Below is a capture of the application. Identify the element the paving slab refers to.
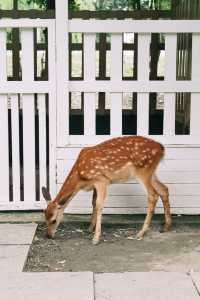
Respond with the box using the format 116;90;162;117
190;272;200;295
0;245;30;271
95;272;199;300
0;223;37;245
0;272;94;300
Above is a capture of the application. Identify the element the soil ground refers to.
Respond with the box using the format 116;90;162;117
23;215;200;273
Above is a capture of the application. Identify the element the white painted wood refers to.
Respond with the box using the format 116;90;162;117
47;23;57;198
192;34;200;81
68;134;200;145
21;29;34;82
165;34;177;81
11;94;21;203
23;94;36;204
190;93;200;135
111;34;122;80
69;80;200;93
38;94;47;200
2;80;200;94
68;20;200;33
163;93;176;136
0;19;54;28
137;93;149;135
61;195;200;208
110;93;122;135
0;95;9;204
84;93;96;136
57;146;200;160
56;0;69;146
84;33;96;81
137;33;151;81
0;30;7;82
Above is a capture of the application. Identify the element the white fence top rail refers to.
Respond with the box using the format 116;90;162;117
69;20;200;33
0;19;54;28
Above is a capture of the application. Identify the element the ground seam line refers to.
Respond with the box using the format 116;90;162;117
189;273;200;296
93;273;96;300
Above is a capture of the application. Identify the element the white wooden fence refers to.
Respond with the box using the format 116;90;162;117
0;1;200;213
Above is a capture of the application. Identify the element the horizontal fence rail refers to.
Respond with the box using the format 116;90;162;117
57;20;200;146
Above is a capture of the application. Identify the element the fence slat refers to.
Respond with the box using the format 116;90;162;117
23;94;36;203
137;93;149;135
11;94;21;203
137;34;150;136
165;34;177;81
191;93;200;135
84;33;96;81
164;93;176;135
110;34;123;135
21;29;34;82
84;93;96;136
38;94;47;200
137;33;151;81
110;93;122;135
0;95;9;204
0;30;7;82
111;33;122;80
192;33;200;80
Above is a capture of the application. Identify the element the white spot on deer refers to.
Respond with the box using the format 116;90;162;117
152;149;158;155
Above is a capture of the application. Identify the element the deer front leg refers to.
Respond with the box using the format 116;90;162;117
89;189;97;233
136;184;159;240
92;182;107;245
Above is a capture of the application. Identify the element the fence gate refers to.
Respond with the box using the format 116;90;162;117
1;1;200;214
56;2;200;214
0;19;56;210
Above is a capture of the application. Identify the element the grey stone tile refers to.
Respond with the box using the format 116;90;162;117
0;245;30;272
0;272;94;300
95;272;199;300
0;223;37;245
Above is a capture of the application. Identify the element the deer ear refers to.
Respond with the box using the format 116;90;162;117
42;187;52;202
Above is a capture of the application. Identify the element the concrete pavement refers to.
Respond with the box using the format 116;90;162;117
0;222;200;299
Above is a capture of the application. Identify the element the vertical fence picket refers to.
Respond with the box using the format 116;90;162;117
23;94;36;204
84;33;96;136
11;94;21;203
0;95;9;205
21;29;34;82
137;33;151;135
110;34;123;136
164;34;177;136
48;22;57;198
38;94;47;200
191;34;200;135
0;30;7;82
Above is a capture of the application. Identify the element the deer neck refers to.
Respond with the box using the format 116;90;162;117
54;167;80;207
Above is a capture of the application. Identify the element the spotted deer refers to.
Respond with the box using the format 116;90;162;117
42;136;172;245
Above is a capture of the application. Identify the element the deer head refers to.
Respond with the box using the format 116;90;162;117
42;187;66;238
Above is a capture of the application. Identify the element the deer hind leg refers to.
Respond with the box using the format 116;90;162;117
136;177;159;240
89;189;97;233
151;174;172;232
92;181;107;245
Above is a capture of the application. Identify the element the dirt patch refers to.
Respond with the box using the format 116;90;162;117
24;220;200;273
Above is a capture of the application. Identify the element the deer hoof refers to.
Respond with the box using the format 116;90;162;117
136;231;144;240
92;238;99;245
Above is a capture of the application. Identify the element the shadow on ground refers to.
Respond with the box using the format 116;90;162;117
24;215;200;273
